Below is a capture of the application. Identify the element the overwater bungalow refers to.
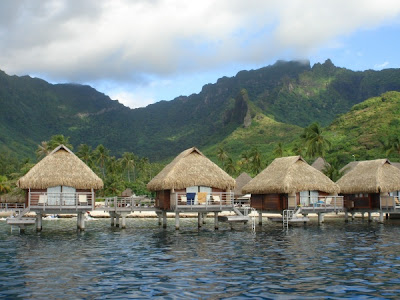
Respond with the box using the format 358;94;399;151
336;159;400;222
242;156;343;225
10;144;103;231
147;147;240;229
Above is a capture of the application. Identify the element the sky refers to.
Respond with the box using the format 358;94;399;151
1;0;400;109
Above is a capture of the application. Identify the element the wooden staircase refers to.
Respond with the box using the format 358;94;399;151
7;207;36;231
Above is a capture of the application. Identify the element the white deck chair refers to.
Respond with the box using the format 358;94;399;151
325;197;332;206
38;195;47;205
180;195;187;204
213;195;221;203
78;195;88;205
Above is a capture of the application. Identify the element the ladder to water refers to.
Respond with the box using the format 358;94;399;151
283;207;304;229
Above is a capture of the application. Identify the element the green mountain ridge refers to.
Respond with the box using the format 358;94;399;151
2;60;400;163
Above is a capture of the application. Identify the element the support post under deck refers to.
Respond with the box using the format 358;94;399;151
317;213;324;225
258;211;262;225
115;214;120;228
214;212;219;230
110;213;115;227
379;211;384;224
36;213;42;232
368;212;372;222
175;212;180;230
198;212;202;228
121;213;128;229
162;211;167;228
345;211;349;223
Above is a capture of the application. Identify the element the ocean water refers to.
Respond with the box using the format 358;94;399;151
1;217;400;299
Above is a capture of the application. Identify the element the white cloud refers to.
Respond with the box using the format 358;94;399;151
374;61;390;69
1;0;400;107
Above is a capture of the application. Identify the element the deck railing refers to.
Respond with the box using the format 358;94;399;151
103;196;155;209
172;192;234;210
289;195;344;211
0;203;25;210
29;192;94;210
380;196;400;210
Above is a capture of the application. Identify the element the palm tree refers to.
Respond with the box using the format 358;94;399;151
225;157;236;175
217;146;228;168
48;134;73;150
302;122;331;158
121;152;135;182
273;142;284;158
76;144;92;166
291;142;305;156
94;144;110;179
250;147;262;175
322;159;343;182
0;175;11;194
36;141;50;160
384;135;400;157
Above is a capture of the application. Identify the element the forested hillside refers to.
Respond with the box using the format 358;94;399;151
2;59;400;162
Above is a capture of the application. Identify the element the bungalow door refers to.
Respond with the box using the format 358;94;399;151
300;191;319;207
62;186;76;205
47;186;61;205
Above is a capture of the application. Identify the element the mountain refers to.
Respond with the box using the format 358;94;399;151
324;91;400;165
2;59;400;161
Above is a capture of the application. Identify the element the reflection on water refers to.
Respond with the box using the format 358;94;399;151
1;218;400;298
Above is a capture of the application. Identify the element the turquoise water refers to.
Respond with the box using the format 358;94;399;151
1;217;400;299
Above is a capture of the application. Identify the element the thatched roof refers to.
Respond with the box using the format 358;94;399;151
17;145;103;190
336;159;400;194
234;172;252;197
147;147;235;191
311;157;330;172
242;156;339;194
339;161;360;175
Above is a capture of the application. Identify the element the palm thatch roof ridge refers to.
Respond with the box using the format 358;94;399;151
17;145;103;189
234;172;252;197
311;157;330;172
336;159;400;194
147;147;235;191
242;156;339;194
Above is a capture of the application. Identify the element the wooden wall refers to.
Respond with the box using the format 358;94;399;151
343;193;380;210
156;190;171;210
250;193;286;212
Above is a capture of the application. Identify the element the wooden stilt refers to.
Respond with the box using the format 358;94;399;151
36;213;42;232
368;212;372;222
379;211;384;223
175;212;180;230
198;212;202;228
258;211;262;225
214;212;219;230
318;213;324;225
80;212;85;231
115;214;120;227
345;211;349;222
162;211;167;228
110;213;115;227
77;213;81;229
157;213;162;226
121;213;127;229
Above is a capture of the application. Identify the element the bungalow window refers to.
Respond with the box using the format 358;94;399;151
47;186;76;205
300;190;319;206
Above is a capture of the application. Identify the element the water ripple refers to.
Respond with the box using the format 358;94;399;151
1;218;400;298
